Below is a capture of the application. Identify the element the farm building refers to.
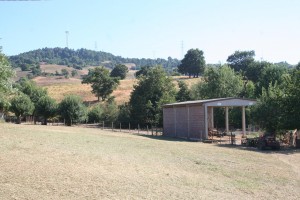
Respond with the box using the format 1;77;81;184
163;97;256;140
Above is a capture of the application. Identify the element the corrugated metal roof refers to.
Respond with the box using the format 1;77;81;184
163;97;256;107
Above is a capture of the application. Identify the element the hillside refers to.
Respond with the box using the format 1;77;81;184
31;66;200;104
9;47;180;73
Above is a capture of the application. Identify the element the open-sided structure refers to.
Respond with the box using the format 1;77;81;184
163;97;256;140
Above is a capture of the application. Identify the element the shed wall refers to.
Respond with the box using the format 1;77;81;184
163;105;205;140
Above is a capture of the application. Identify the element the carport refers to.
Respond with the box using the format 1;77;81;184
163;97;256;140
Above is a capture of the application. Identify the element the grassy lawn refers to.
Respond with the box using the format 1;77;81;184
0;123;299;199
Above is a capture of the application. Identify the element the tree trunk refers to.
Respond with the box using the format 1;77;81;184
16;116;21;124
43;118;48;125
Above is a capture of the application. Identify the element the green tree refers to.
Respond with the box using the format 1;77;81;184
191;65;244;99
71;69;78;77
252;83;285;133
135;66;151;77
15;78;47;123
227;50;255;73
110;64;128;79
10;93;34;124
88;104;103;123
35;95;57;125
178;49;206;78
82;66;120;101
0;52;15;117
255;64;288;96
176;81;191;102
129;66;176;126
61;69;69;78
101;98;119;123
58;95;87;126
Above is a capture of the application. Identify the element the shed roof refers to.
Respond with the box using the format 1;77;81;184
163;97;256;108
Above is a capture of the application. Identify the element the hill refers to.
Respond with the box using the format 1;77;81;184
9;47;180;73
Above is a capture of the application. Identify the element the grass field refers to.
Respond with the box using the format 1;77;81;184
0;123;299;199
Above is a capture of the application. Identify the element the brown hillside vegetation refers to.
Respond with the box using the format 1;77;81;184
0;123;299;199
30;65;200;104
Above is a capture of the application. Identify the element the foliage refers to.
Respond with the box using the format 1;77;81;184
71;69;78;77
58;95;87;126
178;49;206;78
191;65;243;99
35;95;57;125
82;66;120;101
88;104;103;123
101;98;119;123
110;64;128;79
255;64;288;96
252;83;285;133
227;50;255;73
0;52;15;114
9;47;180;72
15;78;47;104
10;93;34;124
135;66;151;77
176;81;191;102
61;69;69;78
129;66;176;126
117;103;131;124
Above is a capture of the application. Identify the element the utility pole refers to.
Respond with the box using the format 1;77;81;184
65;31;69;48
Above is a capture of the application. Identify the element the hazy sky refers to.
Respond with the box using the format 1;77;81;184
0;0;299;64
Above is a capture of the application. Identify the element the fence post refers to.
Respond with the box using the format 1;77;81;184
120;123;121;132
147;125;149;134
129;123;130;133
102;121;104;130
112;122;114;132
138;124;140;134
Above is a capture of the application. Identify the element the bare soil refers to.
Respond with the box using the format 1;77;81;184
0;123;299;199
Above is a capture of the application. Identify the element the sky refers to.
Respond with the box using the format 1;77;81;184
0;0;299;64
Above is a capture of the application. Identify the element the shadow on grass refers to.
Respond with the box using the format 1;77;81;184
216;143;300;155
136;134;192;142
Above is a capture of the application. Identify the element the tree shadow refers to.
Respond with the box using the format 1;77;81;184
136;134;193;142
216;143;300;155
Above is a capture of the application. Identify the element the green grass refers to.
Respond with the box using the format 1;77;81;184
0;123;299;199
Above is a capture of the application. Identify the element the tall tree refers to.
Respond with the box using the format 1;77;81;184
129;66;176;126
227;50;255;73
110;64;128;80
58;95;87;126
0;52;15;117
10;93;34;124
82;66;120;101
35;95;57;125
176;81;191;102
191;65;244;99
15;78;47;123
178;49;206;78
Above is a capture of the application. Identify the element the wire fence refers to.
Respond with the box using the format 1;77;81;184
5;116;163;137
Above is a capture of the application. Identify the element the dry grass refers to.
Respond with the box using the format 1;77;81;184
34;77;136;104
0;123;299;200
28;64;201;104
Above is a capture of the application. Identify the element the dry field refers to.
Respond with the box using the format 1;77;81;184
0;123;299;200
32;71;199;104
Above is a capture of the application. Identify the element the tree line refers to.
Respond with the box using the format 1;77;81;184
9;47;180;75
1;49;300;136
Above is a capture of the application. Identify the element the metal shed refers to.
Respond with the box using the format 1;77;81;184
163;97;256;140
